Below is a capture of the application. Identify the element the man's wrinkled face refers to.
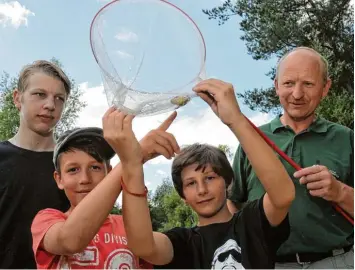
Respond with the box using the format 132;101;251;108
275;51;331;122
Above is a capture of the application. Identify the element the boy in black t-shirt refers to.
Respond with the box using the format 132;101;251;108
112;79;296;269
0;60;71;268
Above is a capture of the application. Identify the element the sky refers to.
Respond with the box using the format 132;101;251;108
0;0;279;199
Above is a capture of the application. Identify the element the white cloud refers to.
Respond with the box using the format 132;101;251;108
115;29;138;42
156;169;167;176
147;156;172;165
0;1;34;28
115;50;133;59
249;111;274;126
76;83;274;166
76;82;108;128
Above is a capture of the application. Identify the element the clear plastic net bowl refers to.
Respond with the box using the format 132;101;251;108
90;0;206;116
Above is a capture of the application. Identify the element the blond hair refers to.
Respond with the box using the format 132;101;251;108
18;60;71;94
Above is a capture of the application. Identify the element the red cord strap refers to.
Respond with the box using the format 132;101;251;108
244;117;354;226
121;178;148;197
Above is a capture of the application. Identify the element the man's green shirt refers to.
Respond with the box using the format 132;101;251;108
230;117;354;255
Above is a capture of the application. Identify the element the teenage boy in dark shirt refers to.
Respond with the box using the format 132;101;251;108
112;79;296;269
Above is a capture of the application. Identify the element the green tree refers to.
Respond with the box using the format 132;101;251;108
0;58;87;140
0;73;19;140
149;179;173;231
150;178;197;231
218;144;233;160
111;203;122;215
161;189;197;231
203;0;354;128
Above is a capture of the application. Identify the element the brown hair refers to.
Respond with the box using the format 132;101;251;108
17;60;71;95
56;136;111;174
171;143;234;198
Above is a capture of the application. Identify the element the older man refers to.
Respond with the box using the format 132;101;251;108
229;47;353;269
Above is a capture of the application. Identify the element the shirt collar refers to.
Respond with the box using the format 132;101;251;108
270;115;328;134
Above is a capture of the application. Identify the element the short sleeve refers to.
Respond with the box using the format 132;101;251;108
229;145;249;204
31;208;66;269
236;198;290;267
154;228;190;269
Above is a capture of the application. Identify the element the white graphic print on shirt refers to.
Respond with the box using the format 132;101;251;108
54;232;138;269
211;239;244;269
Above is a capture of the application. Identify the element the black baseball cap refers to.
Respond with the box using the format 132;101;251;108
53;127;115;170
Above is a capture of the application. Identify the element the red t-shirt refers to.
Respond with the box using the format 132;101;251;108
32;209;151;269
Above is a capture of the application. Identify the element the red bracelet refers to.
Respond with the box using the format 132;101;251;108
121;178;148;197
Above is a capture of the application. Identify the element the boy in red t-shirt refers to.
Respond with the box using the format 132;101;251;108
31;108;179;269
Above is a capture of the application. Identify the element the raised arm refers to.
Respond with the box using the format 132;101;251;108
40;108;180;257
110;110;180;265
193;79;295;226
40;107;124;255
41;166;123;255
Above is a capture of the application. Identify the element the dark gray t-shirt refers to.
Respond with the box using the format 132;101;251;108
156;197;290;269
0;141;70;268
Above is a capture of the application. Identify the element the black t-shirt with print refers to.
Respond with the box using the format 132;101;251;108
156;197;290;269
0;141;70;268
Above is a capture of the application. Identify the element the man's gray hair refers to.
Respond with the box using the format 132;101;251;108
275;47;329;84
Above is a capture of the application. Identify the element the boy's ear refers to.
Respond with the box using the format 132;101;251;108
13;89;22;111
53;171;64;190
